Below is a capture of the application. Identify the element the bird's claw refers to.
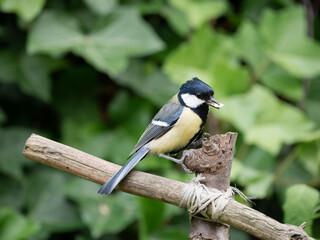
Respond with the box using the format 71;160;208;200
180;150;195;174
202;132;211;139
189;132;211;149
158;152;194;174
181;164;194;174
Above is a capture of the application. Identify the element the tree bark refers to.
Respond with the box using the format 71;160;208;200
185;133;237;240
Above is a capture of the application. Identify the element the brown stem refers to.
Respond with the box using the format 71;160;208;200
184;132;237;240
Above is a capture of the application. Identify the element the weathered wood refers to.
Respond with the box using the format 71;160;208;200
22;134;184;205
186;132;237;240
221;200;311;240
23;134;314;240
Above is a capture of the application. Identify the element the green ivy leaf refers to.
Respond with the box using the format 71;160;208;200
138;197;165;239
164;26;249;97
211;61;250;97
17;55;52;102
269;40;320;79
235;19;266;74
0;127;34;179
0;207;40;240
27;8;164;75
297;141;320;178
306;100;320;128
239;0;273;22
168;0;227;29
0;53;52;102
0;177;24;210
63;177;102;203
242;172;273;198
164;26;218;83
117;61;177;107
0;0;46;21
261;6;320;78
27;10;83;56
107;90;153;139
149;227;188;240
260;64;302;101
230;159;243;182
237;7;320;80
229;227;251;240
64;178;137;238
85;90;153;165
0;52;19;83
216;85;315;154
306;77;320;127
80;197;136;238
280;160;314;184
236;147;275;198
260;7;306;51
160;5;189;36
83;0;117;16
283;184;319;234
75;8;164;75
25;169;82;232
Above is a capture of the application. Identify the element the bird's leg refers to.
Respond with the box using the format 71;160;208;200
158;151;194;174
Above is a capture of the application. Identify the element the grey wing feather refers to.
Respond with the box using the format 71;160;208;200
129;100;184;157
97;146;149;195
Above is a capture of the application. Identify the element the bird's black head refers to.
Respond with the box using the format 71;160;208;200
178;78;223;109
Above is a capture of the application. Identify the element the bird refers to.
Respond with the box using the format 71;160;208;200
98;77;223;195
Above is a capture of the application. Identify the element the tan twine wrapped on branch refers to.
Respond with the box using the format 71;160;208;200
180;174;251;223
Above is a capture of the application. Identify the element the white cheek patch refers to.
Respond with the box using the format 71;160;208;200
152;120;170;127
181;93;205;108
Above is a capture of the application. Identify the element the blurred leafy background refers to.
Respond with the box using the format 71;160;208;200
0;0;320;239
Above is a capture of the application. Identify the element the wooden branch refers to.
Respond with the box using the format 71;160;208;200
185;133;237;240
23;134;314;240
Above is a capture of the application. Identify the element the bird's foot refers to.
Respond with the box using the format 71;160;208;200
188;132;211;149
158;151;194;174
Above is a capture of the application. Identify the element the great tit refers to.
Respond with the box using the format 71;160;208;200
98;77;223;195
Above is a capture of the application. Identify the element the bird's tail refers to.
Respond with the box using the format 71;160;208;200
97;147;149;195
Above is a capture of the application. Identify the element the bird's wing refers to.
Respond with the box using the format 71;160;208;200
129;96;184;157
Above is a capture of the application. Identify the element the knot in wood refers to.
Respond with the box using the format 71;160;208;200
184;132;237;175
291;234;306;240
202;138;220;156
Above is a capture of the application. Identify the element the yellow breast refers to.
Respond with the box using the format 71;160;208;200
148;108;202;155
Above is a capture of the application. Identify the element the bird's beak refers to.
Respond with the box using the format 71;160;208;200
206;96;224;109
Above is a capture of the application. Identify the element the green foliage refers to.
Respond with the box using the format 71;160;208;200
117;61;178;106
0;127;34;179
234;147;276;198
64;178;137;237
283;184;319;234
0;208;40;240
27;8;164;75
0;0;45;21
168;0;227;30
261;7;320;78
83;0;118;16
164;25;246;96
1;0;320;239
137;197;165;240
0;53;53;102
25;169;82;233
216;85;314;154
